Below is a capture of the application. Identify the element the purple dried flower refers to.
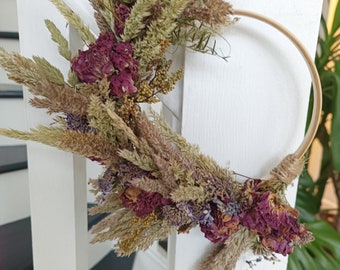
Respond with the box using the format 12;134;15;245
213;198;241;216
199;204;214;226
66;113;96;133
200;203;239;244
114;4;131;36
163;203;193;226
120;187;171;217
71;33;138;97
110;72;137;96
71;35;116;83
261;238;293;256
98;167;117;194
239;179;312;255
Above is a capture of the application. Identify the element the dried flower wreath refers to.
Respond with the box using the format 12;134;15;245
0;0;322;269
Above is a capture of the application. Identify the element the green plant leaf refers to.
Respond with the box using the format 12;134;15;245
288;220;340;270
331;0;340;36
296;172;318;222
330;64;340;171
307;220;340;258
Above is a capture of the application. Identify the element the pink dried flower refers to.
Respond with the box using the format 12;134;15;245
239;179;311;255
71;33;116;83
120;187;171;217
110;72;137;96
114;4;131;36
71;32;138;97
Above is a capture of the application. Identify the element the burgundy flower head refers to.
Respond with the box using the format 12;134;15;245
200;203;239;244
239;179;311;255
120;187;171;217
71;32;138;97
114;4;131;36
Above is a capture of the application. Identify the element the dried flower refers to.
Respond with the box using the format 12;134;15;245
120;186;171;217
239;180;311;255
200;202;239;244
115;4;131;36
71;32;138;97
98;167;118;194
66;113;96;133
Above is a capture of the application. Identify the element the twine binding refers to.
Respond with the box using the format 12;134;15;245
271;154;305;185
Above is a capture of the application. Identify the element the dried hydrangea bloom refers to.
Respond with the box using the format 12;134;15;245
200;202;240;244
120;186;171;217
71;32;138;97
114;4;131;36
239;179;312;255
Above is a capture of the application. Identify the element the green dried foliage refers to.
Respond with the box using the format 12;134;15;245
59;130;120;165
50;0;96;44
89;0;113;33
0;126;65;148
150;153;179;191
0;48;42;87
105;104;140;148
0;49;67;89
91;208;136;242
91;204;174;256
172;20;229;60
171;185;206;203
88;193;124;215
132;176;170;197
134;0;190;72
118;149;157;172
29;83;90;115
116;218;174;256
151;111;234;182
87;96;124;145
93;211;173;256
122;0;158;42
33;56;65;85
95;0;116;32
151;111;200;156
0;125;119;165
44;19;72;61
74;79;110;100
136;113;176;157
168;158;193;183
172;0;235;60
67;70;79;86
